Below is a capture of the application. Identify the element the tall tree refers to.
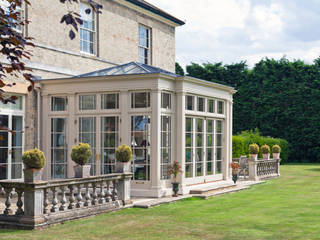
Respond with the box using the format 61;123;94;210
175;62;184;76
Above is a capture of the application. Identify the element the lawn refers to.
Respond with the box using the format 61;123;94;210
1;164;320;240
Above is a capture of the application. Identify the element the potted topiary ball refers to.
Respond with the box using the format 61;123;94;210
71;143;92;178
115;145;132;173
168;161;182;197
261;144;270;160
249;143;259;160
272;144;281;159
22;148;46;182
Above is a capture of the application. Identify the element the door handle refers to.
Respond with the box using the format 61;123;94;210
8;150;12;154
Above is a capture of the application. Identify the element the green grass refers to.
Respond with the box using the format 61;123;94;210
1;164;320;240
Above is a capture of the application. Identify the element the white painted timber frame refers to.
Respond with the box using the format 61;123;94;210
38;73;236;197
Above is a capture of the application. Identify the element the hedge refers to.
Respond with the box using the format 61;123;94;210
232;129;290;163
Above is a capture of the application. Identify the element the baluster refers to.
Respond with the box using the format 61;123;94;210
3;187;12;215
51;187;58;213
106;181;112;202
92;182;98;205
99;181;106;204
43;188;49;214
68;185;76;209
15;188;24;215
59;186;67;211
112;180;118;201
76;184;83;208
84;183;91;207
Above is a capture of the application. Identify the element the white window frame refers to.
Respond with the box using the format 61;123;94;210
131;91;151;109
101;93;120;110
161;92;171;110
160;115;172;180
138;25;151;64
0;0;24;35
80;2;96;55
51;96;68;112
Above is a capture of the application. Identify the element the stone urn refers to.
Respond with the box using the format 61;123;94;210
24;168;43;183
172;182;179;197
115;161;131;173
74;164;91;178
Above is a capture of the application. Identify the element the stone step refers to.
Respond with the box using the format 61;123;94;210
192;185;249;199
189;182;236;195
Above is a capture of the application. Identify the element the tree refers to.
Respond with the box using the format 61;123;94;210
175;62;184;76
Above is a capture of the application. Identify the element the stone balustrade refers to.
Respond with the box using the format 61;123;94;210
248;158;281;181
0;173;132;229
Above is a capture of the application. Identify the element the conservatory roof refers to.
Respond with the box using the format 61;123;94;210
73;62;179;78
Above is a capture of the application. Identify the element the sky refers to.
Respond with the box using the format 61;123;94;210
148;0;320;68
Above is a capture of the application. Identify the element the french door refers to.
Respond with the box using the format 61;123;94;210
78;116;119;175
0;114;24;180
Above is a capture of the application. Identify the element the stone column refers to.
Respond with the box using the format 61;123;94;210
21;181;47;227
150;89;161;197
248;159;259;181
116;173;132;205
176;91;186;194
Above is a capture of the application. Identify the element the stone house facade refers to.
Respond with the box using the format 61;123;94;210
0;0;184;180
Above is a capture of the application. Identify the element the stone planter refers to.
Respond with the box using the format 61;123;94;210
262;153;270;160
273;153;280;159
24;168;43;183
250;154;258;160
74;165;91;178
115;162;131;173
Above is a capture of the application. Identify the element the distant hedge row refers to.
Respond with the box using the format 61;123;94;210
232;129;290;163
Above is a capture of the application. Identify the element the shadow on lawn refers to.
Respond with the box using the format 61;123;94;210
307;168;320;172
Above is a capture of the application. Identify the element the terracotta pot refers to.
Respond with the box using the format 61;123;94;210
262;153;270;160
24;168;43;183
273;153;280;159
74;164;91;178
115;161;131;173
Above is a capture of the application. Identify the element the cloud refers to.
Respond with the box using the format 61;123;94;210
148;0;320;68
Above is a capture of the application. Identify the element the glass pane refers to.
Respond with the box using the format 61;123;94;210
52;97;67;111
207;120;213;133
196;163;203;176
161;165;170;179
198;97;204;112
196;148;202;162
216;161;222;174
196;134;203;147
207;148;213;161
52;118;65;133
207;161;212;175
218;101;224;114
185;133;192;147
103;133;118;147
185;148;192;163
132;92;150;108
131;116;150;131
0;115;8;128
52;134;65;147
216;148;222;160
197;119;203;132
79;95;96;110
102;93;119;109
185;164;193;178
52;164;66;179
0;95;23;110
134;165;149;181
216;121;223;133
11;163;22;179
161;116;171;132
186;96;194;110
161;93;171;109
186;118;192;132
0;132;8;147
79;117;95;133
12;148;22;163
102;149;116;164
0;148;8;164
216;134;222;147
161;148;170;164
208;99;215;113
207;135;213;147
101;117;118;132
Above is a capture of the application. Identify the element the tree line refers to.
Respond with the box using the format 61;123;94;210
176;57;320;163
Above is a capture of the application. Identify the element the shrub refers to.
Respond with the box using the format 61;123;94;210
249;143;259;154
22;148;46;169
71;143;92;166
232;136;246;158
116;145;132;163
272;144;281;153
261;144;270;154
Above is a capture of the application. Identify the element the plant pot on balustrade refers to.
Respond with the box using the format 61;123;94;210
273;153;280;159
115;161;131;173
74;164;91;178
262;153;270;160
249;154;258;160
24;168;43;183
